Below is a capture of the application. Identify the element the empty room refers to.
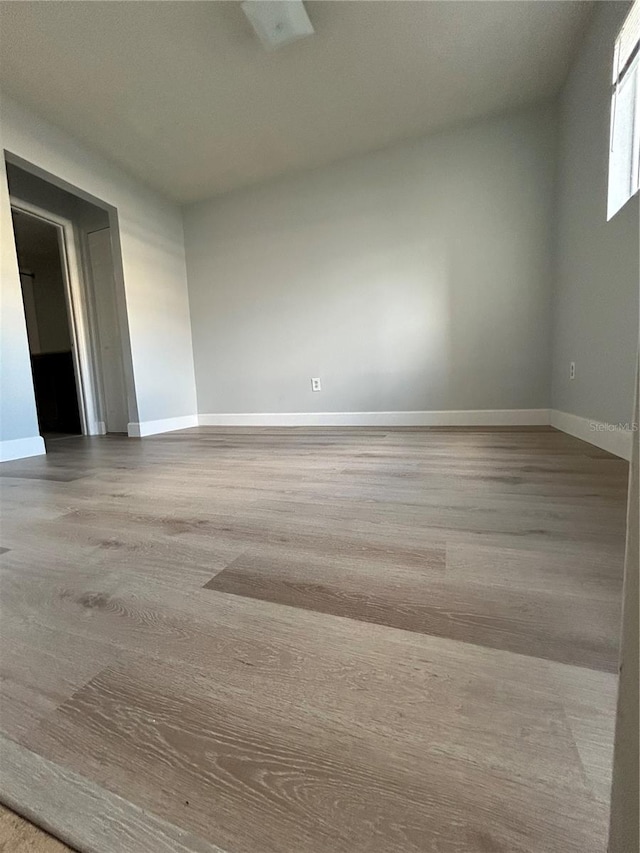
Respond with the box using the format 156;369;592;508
0;2;638;852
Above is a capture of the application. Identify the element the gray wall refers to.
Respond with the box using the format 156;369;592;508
184;103;557;416
13;215;72;354
1;94;197;443
552;1;639;425
0;156;40;444
27;266;71;354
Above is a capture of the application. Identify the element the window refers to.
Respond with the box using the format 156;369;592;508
608;0;640;219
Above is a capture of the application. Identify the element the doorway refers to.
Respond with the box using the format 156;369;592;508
12;208;82;436
6;160;134;441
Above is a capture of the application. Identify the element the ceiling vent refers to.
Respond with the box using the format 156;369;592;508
241;1;314;51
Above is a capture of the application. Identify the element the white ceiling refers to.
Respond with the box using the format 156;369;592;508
0;1;592;204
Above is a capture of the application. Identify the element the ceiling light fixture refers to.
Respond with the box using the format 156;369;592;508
241;1;314;51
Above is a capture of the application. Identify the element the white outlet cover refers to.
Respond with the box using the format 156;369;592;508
311;378;321;391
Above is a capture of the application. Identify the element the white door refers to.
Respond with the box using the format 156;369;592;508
87;228;129;433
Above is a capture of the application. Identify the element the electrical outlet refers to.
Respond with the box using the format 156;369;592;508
311;377;322;392
569;361;576;380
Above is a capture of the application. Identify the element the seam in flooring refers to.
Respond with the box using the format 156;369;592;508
0;427;627;853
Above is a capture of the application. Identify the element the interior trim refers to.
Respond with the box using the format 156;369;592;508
127;415;199;438
550;409;633;460
197;409;551;427
0;435;46;462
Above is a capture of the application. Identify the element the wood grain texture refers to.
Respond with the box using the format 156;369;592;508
27;650;610;853
0;804;73;852
0;736;226;853
0;426;628;852
205;543;621;670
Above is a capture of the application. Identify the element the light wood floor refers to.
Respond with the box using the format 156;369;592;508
0;805;73;852
0;426;628;853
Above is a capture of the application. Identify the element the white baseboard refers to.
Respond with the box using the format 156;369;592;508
87;420;107;436
550;409;633;460
0;435;46;462
198;409;550;428
127;415;199;438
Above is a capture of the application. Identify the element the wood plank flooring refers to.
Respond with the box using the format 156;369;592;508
0;804;72;852
0;426;628;852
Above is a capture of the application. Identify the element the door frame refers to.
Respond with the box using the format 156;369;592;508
10;198;104;436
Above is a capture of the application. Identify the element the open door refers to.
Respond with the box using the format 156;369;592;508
12;208;83;436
